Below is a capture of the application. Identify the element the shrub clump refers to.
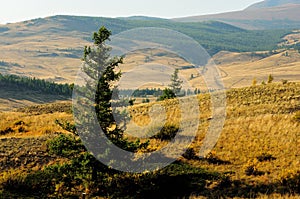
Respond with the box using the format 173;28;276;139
182;148;198;160
244;159;264;176
294;111;300;122
256;153;276;162
47;134;84;157
151;124;179;141
281;171;300;194
0;127;14;135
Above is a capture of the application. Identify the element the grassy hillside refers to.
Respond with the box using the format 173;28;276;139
1;47;299;111
130;82;300;182
119;48;300;90
174;3;300;30
0;74;72;111
0;82;299;198
0;15;292;83
214;49;300;88
5;15;291;53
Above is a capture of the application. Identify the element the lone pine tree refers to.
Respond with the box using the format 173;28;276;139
82;26;147;151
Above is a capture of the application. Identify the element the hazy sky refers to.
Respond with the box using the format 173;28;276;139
0;0;263;24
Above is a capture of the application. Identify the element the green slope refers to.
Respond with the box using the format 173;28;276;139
56;15;292;55
2;15;292;56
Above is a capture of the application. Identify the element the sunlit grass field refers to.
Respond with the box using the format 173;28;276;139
0;82;299;198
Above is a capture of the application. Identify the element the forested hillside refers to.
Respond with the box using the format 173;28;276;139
0;73;73;96
46;16;292;54
1;15;292;55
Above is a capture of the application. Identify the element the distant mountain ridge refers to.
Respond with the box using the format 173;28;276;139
173;0;300;29
1;15;286;56
246;0;300;10
117;16;167;21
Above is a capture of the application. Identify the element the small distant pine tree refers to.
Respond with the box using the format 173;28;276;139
158;69;183;101
128;98;136;106
194;88;198;95
267;74;274;84
142;98;150;103
282;79;288;85
158;88;176;101
252;78;257;86
285;51;289;57
169;69;183;95
197;89;201;94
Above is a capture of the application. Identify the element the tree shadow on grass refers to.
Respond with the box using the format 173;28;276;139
2;156;299;198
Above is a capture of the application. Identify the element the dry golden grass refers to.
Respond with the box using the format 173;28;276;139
189;194;300;199
128;82;300;184
214;49;300;88
119;48;300;91
0;18;89;83
255;195;300;199
0;103;73;138
0;82;299;192
0;134;70;193
0;87;70;111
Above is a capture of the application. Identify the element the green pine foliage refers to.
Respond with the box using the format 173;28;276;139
158;88;176;101
0;73;73;96
47;134;84;157
53;15;290;55
268;74;274;84
81;26;148;152
169;69;183;95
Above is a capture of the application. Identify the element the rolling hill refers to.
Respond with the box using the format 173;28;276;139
173;0;300;29
0;15;291;83
246;0;300;10
0;14;299;111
